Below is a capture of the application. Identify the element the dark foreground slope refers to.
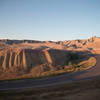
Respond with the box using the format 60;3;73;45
0;74;100;100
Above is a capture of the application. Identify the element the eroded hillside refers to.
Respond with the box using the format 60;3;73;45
0;48;74;71
0;37;99;80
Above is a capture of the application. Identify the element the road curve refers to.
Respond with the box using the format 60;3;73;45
0;55;100;91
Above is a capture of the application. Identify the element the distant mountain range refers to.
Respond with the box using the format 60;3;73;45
0;36;100;50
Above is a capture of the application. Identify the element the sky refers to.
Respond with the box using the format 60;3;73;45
0;0;100;41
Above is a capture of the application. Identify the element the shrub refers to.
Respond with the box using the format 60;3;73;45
67;51;79;61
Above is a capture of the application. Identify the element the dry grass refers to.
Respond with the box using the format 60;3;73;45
76;57;96;70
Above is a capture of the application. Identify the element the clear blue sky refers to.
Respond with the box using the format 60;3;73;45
0;0;100;41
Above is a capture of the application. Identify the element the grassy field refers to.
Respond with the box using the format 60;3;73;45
0;77;100;100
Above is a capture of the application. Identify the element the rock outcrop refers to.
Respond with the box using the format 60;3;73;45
59;36;100;50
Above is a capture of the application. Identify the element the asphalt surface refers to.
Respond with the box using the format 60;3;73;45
0;55;100;91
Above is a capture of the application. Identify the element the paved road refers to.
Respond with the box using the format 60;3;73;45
0;55;100;91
